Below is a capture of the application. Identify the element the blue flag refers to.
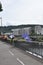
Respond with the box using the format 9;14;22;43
22;33;31;42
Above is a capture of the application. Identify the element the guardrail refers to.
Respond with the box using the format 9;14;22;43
14;41;43;58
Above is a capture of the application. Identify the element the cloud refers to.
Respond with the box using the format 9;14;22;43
0;0;43;26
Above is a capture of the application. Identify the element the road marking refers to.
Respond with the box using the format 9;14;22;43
9;51;14;56
26;50;42;59
26;50;32;54
37;55;42;59
17;58;25;65
33;53;37;56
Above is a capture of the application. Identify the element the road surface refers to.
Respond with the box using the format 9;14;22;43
0;41;43;65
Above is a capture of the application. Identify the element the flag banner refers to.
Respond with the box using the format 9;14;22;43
22;33;31;42
9;34;15;39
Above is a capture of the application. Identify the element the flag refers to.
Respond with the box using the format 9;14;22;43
22;33;31;42
9;34;15;39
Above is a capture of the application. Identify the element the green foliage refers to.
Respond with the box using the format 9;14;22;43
30;26;36;35
36;36;43;42
0;2;3;12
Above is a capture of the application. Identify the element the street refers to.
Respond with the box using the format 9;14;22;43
0;41;43;65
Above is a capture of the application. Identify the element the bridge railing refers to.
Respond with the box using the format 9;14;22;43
14;41;43;58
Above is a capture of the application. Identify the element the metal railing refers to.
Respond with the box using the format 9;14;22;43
14;41;43;58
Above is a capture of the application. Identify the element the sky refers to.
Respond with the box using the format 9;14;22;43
0;0;43;26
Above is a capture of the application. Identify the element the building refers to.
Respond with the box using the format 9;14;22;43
11;27;31;36
11;25;43;36
35;26;41;35
41;28;43;35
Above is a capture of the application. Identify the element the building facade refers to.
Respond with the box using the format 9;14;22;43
35;26;41;35
11;25;43;36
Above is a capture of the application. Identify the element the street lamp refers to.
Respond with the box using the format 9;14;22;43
0;2;3;34
0;2;3;26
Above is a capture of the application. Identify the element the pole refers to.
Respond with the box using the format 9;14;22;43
0;17;2;34
0;2;3;35
0;17;2;26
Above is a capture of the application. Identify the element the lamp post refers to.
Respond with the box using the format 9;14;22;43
0;2;3;34
0;17;2;26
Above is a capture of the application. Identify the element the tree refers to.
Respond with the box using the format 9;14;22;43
30;26;35;35
0;2;3;12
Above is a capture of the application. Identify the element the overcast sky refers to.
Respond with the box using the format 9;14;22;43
0;0;43;26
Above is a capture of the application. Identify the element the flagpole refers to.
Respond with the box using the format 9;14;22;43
0;17;2;26
0;2;3;34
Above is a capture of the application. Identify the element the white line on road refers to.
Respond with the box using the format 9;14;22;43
17;58;25;65
26;50;32;54
26;50;42;59
37;55;42;59
9;51;14;56
33;53;37;56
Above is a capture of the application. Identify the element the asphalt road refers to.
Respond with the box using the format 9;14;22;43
0;41;43;65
